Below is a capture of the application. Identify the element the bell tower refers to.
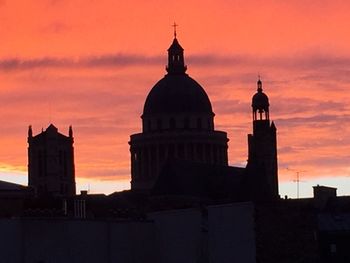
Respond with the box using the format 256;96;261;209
28;124;76;197
247;78;279;200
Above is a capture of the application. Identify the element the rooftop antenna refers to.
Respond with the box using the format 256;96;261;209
172;22;178;38
286;168;307;199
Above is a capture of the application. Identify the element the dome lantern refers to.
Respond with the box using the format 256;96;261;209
166;37;187;74
252;77;270;121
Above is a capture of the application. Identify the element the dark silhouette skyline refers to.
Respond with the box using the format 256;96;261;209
0;2;349;198
0;26;349;263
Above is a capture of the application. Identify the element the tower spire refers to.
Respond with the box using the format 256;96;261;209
172;22;178;38
28;125;33;138
69;125;73;138
257;75;263;92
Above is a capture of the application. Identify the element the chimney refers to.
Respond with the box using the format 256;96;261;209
313;185;337;209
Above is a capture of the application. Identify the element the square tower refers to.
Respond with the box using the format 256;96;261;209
28;124;76;197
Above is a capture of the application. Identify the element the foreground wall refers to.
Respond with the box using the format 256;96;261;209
148;202;256;263
148;208;202;263
208;202;256;263
0;219;155;263
0;201;256;263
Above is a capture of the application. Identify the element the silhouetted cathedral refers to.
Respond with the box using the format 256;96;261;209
28;124;76;197
1;30;349;263
129;35;228;191
129;34;279;201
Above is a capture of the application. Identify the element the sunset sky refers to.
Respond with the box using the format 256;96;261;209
0;0;349;198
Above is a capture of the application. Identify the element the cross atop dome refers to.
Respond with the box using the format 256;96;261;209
257;75;263;92
172;22;178;38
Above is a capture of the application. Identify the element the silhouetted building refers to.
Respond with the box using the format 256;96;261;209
0;180;34;217
129;33;279;202
152;160;246;199
0;180;33;198
313;185;337;209
247;78;279;200
129;35;228;191
28;124;76;197
0;30;350;263
317;212;350;263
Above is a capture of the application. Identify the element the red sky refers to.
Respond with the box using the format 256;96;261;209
0;0;349;197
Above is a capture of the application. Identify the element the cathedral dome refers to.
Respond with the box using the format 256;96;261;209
143;35;213;117
140;35;215;133
252;79;269;112
143;74;213;116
